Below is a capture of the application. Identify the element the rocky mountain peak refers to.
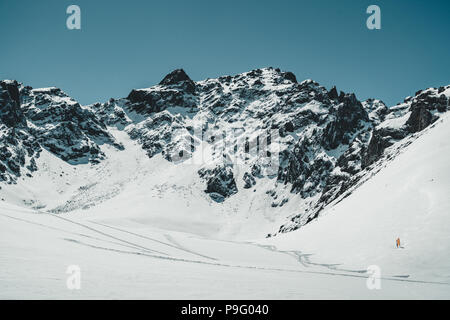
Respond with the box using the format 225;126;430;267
159;68;192;86
328;86;339;100
0;81;123;183
0;80;26;128
2;70;449;235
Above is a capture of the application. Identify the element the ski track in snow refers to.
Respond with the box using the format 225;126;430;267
1;208;448;288
0;213;160;253
89;220;217;261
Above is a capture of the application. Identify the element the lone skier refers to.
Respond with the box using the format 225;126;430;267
396;238;401;248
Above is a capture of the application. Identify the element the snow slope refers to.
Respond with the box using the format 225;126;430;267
0;125;293;240
262;115;450;284
1;116;449;298
1;200;449;299
1;72;449;238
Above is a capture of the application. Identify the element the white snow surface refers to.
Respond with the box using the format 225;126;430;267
262;115;450;284
1;112;449;299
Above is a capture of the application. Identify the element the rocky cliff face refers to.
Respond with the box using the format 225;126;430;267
1;69;449;234
0;80;122;183
88;68;450;233
279;85;449;233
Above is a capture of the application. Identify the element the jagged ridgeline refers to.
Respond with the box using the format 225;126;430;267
1;68;449;234
0;80;123;182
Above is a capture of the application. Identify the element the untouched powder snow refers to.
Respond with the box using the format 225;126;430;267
261;115;450;284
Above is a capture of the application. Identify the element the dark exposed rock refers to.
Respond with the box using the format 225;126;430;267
251;164;262;178
0;81;20;106
0;80;27;127
7;159;21;176
411;88;448;128
26;158;38;172
127;88;197;114
243;172;256;189
328;86;339;100
322;93;369;149
284;121;294;133
160;69;191;86
282;72;297;83
159;69;196;94
0;81;123;182
361;130;393;168
363;99;389;124
377;127;408;140
198;165;238;201
126;69;198;115
406;104;434;133
25;101;118;164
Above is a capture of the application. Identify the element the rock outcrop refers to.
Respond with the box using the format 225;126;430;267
1;70;449;234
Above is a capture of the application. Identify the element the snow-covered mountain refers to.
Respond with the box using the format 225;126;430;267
1;68;450;299
263;112;450;284
1;69;449;236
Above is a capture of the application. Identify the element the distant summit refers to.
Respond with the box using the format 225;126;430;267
159;69;192;86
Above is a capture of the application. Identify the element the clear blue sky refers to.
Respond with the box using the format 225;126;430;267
1;0;449;106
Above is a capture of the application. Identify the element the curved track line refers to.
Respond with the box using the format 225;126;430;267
89;221;217;261
64;235;450;287
47;213;170;256
0;213;162;254
2;208;449;287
